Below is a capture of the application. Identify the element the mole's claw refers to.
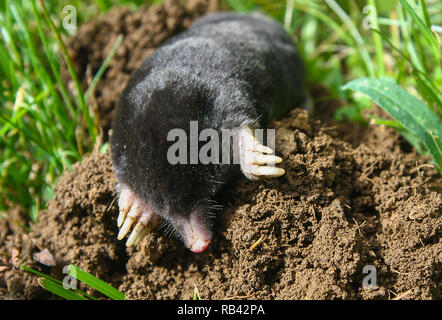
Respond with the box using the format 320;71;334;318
126;222;145;246
238;127;285;180
253;154;282;165
253;144;274;154
249;165;285;178
118;216;135;240
118;200;142;239
116;183;161;246
133;227;150;246
117;210;126;228
117;186;136;227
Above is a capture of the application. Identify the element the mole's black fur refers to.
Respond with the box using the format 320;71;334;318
111;12;305;245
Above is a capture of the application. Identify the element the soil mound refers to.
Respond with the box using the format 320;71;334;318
3;105;440;299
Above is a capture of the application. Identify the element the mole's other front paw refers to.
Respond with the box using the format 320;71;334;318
238;127;285;180
117;183;161;246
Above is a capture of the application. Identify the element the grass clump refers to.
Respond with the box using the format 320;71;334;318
0;0;98;220
0;0;123;219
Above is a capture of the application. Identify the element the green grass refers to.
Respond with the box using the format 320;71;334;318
0;0;441;220
193;284;202;300
22;264;126;300
0;0;98;220
0;0;123;220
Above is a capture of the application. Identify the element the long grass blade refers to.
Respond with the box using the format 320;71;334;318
324;0;375;77
38;278;89;300
368;0;384;76
68;264;126;300
37;0;97;142
85;34;123;101
398;0;440;63
22;265;97;300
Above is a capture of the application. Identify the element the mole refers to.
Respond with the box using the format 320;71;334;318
110;11;308;253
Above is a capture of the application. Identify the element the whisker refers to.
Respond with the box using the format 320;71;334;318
209;179;225;185
163;223;175;238
158;220;169;232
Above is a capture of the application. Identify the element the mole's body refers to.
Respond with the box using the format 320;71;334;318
111;12;306;252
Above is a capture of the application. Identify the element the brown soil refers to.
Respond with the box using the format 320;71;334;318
1;0;441;300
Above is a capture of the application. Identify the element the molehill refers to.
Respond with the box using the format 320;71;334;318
0;0;440;300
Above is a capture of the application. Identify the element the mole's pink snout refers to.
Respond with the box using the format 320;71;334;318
190;239;211;253
179;209;212;253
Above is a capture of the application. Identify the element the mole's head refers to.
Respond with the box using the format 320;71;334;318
111;71;236;252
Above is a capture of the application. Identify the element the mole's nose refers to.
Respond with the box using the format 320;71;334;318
189;239;211;253
175;208;212;253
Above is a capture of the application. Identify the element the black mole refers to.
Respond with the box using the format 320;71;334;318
111;11;307;252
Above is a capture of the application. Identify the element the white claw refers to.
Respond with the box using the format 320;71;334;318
127;202;142;218
117;210;126;228
253;154;282;165
116;183;161;246
126;222;145;247
253;144;274;154
118;201;142;238
251;166;285;178
133;228;150;246
118;216;134;240
239;127;285;180
117;186;135;227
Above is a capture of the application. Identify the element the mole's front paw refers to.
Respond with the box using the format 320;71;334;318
117;183;161;246
239;127;285;180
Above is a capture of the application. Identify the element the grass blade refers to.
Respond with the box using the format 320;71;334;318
226;0;256;12
293;2;355;48
342;77;442;171
30;0;77;122
22;265;97;300
38;278;89;300
367;0;385;76
419;0;432;30
368;116;404;129
398;0;440;62
372;29;442;111
284;0;295;32
193;284;201;300
85;34;123;101
37;0;97;143
324;0;375;77
22;265;65;286
68;264;126;300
